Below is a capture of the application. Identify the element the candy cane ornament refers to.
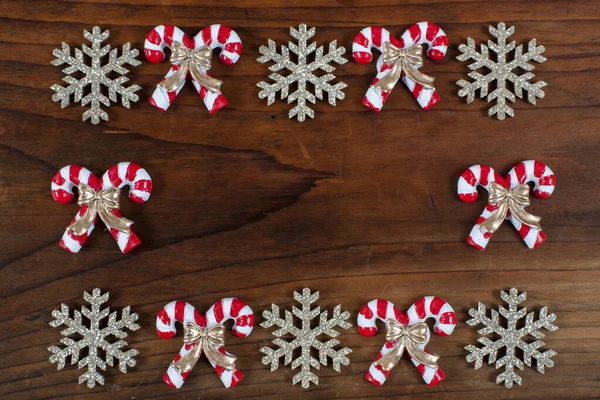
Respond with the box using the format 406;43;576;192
358;297;456;387
145;24;242;113
458;160;556;250
51;162;152;254
353;23;448;111
156;298;254;389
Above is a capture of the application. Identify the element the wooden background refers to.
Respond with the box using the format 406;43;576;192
2;0;600;399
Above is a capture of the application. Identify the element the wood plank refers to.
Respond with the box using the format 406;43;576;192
1;0;599;398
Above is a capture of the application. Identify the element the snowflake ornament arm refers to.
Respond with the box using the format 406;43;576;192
257;24;347;122
465;288;557;388
260;288;352;388
48;289;140;388
51;27;141;125
457;22;547;120
310;306;352;371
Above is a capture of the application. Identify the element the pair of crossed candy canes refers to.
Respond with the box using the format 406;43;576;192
145;24;242;113
458;160;556;250
156;299;254;389
358;297;456;386
353;23;448;111
51;162;152;253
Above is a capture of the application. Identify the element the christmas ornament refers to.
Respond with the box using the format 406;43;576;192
156;298;254;389
466;288;558;388
51;162;152;254
358;297;456;387
457;22;547;120
144;24;242;113
353;23;448;111
257;24;348;122
458;160;555;250
260;288;352;388
48;288;140;388
51;26;141;125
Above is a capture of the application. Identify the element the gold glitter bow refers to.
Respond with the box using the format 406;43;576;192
374;319;439;371
478;182;542;234
67;184;133;236
158;41;222;93
373;42;435;92
171;323;236;374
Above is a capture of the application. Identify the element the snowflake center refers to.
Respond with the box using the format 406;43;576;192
495;64;511;79
503;327;519;347
295;64;309;75
89;329;104;346
88;68;104;81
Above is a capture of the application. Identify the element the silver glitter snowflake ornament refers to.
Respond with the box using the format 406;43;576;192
48;288;140;388
260;288;352;388
51;26;141;124
465;288;558;388
257;24;348;122
457;22;547;120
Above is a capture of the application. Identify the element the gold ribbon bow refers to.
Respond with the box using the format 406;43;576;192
67;184;133;236
158;41;222;93
171;323;236;374
478;182;542;234
373;42;435;92
374;319;439;371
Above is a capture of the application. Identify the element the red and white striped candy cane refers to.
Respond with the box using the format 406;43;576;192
358;297;456;387
458;160;556;250
145;24;242;113
51;162;152;254
156;298;254;389
352;23;448;111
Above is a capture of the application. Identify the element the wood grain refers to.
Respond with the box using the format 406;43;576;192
1;0;600;398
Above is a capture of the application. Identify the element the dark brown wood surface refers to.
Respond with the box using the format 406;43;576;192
2;0;600;399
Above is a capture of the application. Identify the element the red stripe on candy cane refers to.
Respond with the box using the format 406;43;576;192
372;26;383;47
407;24;421;43
213;300;225;323
413;297;426;320
164;25;175;47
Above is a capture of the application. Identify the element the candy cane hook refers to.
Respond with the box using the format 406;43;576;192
51;162;152;253
145;24;242;113
157;298;254;389
353;23;448;111
458;160;556;249
358;297;456;387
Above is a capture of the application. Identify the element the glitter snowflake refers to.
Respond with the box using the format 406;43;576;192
48;288;140;388
51;26;141;124
260;288;352;388
456;22;547;120
257;24;348;122
465;288;558;388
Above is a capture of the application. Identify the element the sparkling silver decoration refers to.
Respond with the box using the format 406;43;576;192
457;22;547;120
465;288;558;389
260;288;352;388
48;288;140;388
51;26;141;124
257;24;348;122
